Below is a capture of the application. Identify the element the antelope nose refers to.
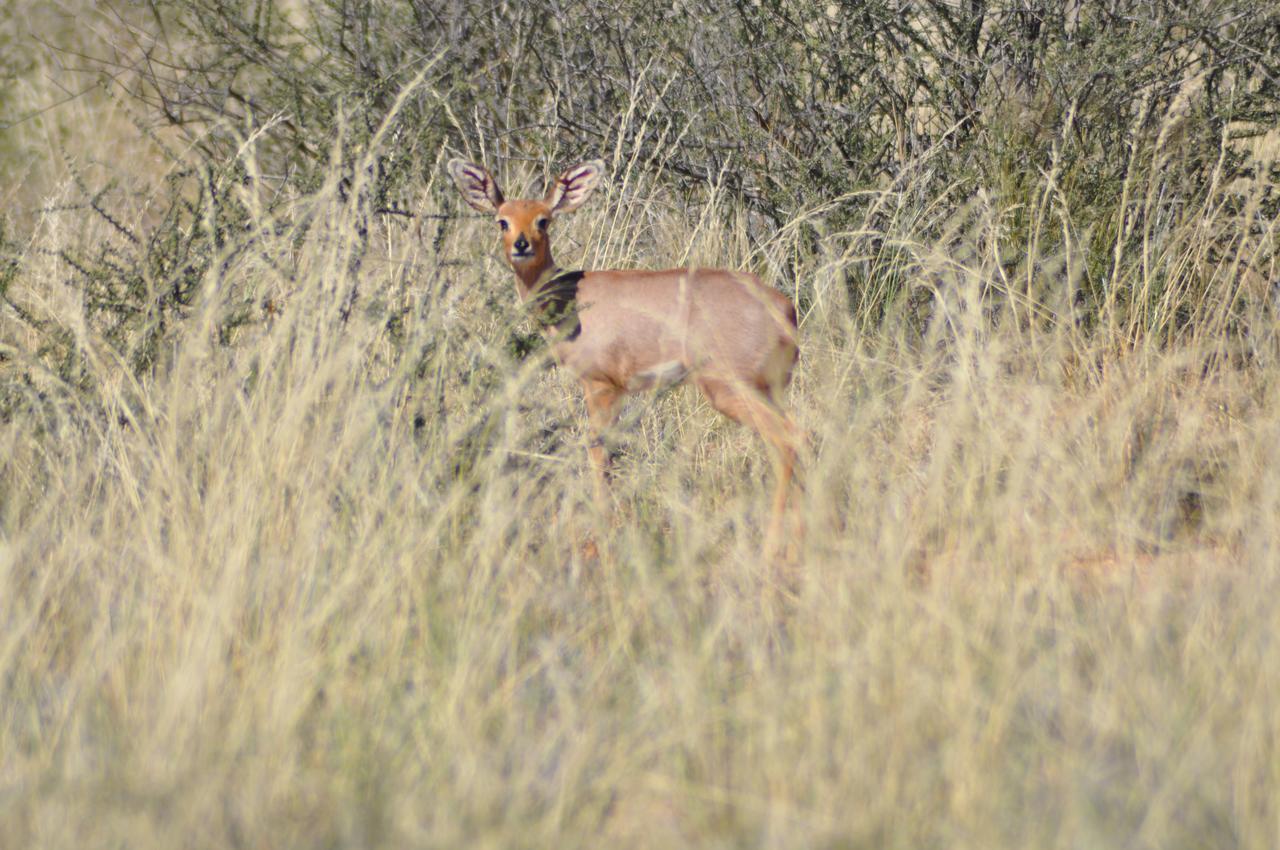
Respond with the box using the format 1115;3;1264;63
513;235;530;253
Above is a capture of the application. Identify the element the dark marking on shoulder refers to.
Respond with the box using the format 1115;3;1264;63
530;270;585;340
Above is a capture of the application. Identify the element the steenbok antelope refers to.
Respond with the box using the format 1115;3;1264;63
448;158;801;546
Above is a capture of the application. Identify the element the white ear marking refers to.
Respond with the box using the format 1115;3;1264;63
447;158;505;213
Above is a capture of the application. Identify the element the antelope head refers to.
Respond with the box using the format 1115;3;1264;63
448;158;605;293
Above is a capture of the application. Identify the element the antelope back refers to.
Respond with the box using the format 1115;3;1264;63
557;268;798;394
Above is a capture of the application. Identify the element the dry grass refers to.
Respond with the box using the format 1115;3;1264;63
4;10;1280;850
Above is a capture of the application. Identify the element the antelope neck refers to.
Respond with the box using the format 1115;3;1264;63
514;257;557;298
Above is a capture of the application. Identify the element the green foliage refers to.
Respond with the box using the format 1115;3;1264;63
48;162;262;375
0;219;16;302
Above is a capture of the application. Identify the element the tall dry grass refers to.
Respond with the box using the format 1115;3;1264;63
4;21;1280;850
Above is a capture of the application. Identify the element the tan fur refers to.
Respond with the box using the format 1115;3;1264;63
448;158;802;550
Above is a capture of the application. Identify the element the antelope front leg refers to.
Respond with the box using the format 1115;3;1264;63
581;379;621;505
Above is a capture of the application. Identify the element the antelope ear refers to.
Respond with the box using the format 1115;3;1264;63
447;158;504;213
544;160;605;215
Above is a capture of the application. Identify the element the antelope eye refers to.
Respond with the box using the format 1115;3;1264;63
536;218;549;231
498;219;509;231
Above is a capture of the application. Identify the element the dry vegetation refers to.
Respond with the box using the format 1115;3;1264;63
3;2;1280;848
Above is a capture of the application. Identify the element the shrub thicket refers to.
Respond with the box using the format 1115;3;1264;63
17;0;1262;368
126;1;1280;216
